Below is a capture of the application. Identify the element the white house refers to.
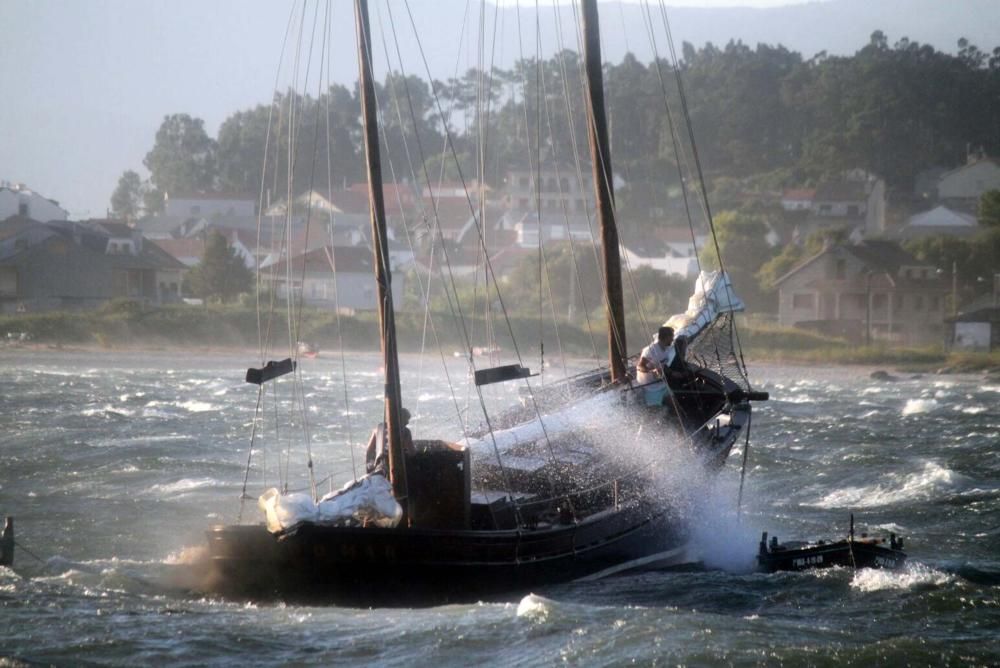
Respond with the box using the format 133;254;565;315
895;205;979;240
512;213;592;249
622;227;706;279
950;307;999;351
937;155;1000;211
165;192;256;219
262;245;403;311
506;164;591;216
780;188;815;212
0;183;69;222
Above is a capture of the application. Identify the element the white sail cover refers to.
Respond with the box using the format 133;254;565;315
461;392;614;460
258;473;402;533
664;270;744;342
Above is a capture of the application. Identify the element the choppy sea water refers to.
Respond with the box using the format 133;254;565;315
1;349;998;666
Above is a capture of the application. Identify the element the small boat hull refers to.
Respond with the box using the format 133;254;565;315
757;539;907;573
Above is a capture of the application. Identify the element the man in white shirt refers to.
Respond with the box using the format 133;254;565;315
637;326;675;385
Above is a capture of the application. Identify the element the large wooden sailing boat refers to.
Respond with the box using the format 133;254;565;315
205;0;767;606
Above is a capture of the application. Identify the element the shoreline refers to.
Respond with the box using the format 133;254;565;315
3;340;997;376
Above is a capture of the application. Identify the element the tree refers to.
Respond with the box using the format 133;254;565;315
184;231;253;303
979;189;1000;227
110;170;144;221
701;209;777;309
143;114;217;212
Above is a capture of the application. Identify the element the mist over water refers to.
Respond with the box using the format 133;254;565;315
1;350;998;665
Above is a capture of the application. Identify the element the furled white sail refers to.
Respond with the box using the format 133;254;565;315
664;270;744;342
259;473;402;533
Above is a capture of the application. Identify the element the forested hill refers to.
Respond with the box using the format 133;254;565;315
600;0;999;64
121;25;1000;222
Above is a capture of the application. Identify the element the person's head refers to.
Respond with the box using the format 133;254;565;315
657;326;674;345
400;408;411;425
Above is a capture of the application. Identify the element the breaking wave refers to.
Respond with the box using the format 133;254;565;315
516;593;554;622
902;398;938;415
851;563;953;592
148;477;221;496
809;461;963;509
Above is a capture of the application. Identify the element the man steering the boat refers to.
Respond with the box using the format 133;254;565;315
637;326;676;385
365;407;415;474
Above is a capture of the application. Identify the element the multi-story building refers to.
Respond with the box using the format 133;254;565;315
774;240;948;345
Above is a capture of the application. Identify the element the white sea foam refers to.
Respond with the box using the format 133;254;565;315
810;461;963;509
850;562;953;592
149;477;219;496
781;395;817;404
960;405;987;415
81;405;136;418
179;400;217;413
981;385;1000;394
902;398;938;415
516;593;553;621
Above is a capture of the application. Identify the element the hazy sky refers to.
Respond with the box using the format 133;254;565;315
0;0;994;219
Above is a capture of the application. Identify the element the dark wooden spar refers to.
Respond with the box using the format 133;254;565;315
355;0;408;512
581;0;627;383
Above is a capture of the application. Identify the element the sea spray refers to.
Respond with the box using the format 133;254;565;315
560;391;761;571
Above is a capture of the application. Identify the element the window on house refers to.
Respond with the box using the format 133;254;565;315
792;293;815;309
18;202;28;217
819;204;832;214
873;294;887;311
914;295;924;310
847;205;859;216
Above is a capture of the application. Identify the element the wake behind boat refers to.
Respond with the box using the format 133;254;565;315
204;0;767;605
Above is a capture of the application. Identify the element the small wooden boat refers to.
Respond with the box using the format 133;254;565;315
757;516;907;572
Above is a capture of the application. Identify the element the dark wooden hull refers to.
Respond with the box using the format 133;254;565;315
758;540;907;573
206;503;691;606
206;367;754;605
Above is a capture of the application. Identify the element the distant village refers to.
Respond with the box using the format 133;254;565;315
2;152;999;352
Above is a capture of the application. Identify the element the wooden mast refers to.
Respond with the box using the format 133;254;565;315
355;0;408;505
581;0;627;383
